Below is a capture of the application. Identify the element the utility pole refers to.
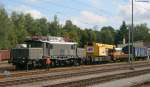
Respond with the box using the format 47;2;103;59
128;16;131;68
129;0;149;70
128;0;134;70
130;0;134;70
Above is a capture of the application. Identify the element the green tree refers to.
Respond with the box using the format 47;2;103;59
95;30;101;43
85;29;96;43
134;23;150;41
62;20;81;42
34;18;48;36
100;26;115;44
24;14;36;36
11;12;27;43
115;21;128;44
0;7;17;49
48;15;61;36
63;20;74;32
80;30;88;47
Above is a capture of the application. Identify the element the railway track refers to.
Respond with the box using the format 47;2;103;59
0;61;149;87
0;61;148;79
0;63;15;73
130;81;150;87
0;61;8;65
45;67;150;87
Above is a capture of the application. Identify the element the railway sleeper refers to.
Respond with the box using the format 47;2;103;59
44;68;150;87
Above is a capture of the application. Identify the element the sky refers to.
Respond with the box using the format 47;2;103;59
1;0;150;30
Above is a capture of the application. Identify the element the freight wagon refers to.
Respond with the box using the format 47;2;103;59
122;45;148;60
0;50;10;61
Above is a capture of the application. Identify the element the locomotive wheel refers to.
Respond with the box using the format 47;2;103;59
16;65;22;70
59;61;64;67
73;60;80;66
16;64;26;70
51;61;55;67
32;61;36;68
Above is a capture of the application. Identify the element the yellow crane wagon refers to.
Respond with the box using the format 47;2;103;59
86;43;115;64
